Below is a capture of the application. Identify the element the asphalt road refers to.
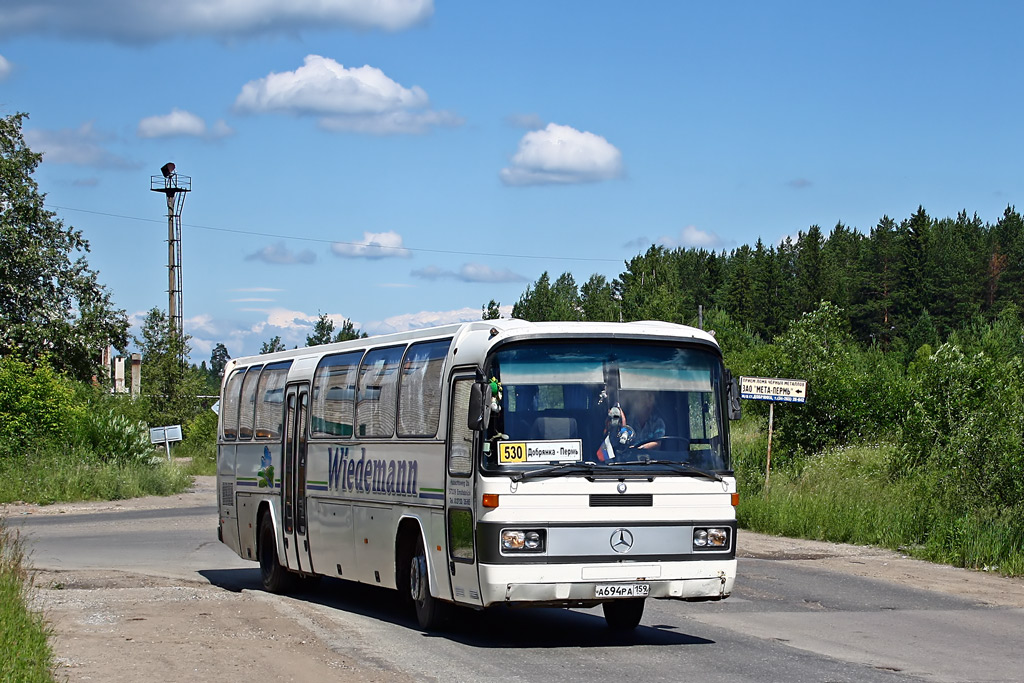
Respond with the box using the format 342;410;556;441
11;493;1024;683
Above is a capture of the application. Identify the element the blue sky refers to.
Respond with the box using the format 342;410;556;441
2;1;1022;360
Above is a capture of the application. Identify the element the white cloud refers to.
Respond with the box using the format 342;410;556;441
0;54;12;80
318;108;462;135
411;262;527;283
331;231;411;259
365;306;482;336
657;225;726;250
245;242;317;265
235;55;459;135
138;109;205;138
0;1;434;42
237;307;364;354
500;123;624;186
137;108;235;139
24;121;138;169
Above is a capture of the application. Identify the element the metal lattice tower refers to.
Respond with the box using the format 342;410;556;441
150;163;191;344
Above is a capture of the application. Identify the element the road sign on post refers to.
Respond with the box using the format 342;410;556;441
150;425;183;460
740;377;807;403
739;377;808;486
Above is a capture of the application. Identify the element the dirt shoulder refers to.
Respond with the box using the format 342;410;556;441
33;568;416;683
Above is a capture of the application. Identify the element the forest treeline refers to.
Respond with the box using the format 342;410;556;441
508;205;1024;353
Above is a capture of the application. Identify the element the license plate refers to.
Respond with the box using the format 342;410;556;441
595;583;650;598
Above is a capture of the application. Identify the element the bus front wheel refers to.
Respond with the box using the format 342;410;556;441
408;535;445;630
602;598;645;630
258;513;293;594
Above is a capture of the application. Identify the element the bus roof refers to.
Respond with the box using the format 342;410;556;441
224;319;720;375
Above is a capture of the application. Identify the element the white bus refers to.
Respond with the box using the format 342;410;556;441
216;319;741;630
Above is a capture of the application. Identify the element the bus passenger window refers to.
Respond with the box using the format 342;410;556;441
398;339;451;437
357;346;404;437
220;369;245;440
254;364;290;440
311;351;362;438
237;366;263;440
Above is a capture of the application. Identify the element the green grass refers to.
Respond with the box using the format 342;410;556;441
0;445;193;505
0;520;54;682
733;422;1024;576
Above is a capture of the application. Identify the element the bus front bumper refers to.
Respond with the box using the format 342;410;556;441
478;559;736;608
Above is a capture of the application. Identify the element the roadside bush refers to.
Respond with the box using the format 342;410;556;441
894;337;1024;514
76;406;153;466
751;302;908;463
0;356;83;454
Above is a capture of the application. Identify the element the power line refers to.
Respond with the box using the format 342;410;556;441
51;204;622;264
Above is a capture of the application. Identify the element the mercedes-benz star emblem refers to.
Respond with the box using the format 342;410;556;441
617;482;627;494
610;528;634;553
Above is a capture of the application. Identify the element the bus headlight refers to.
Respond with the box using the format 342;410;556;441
693;527;730;550
501;529;546;552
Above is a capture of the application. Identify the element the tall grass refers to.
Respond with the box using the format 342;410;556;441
0;443;193;505
0;519;54;682
733;421;1024;576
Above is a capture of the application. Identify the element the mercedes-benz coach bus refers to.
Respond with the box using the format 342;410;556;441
216;319;741;630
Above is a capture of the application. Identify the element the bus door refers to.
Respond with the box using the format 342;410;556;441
445;376;483;607
282;383;314;574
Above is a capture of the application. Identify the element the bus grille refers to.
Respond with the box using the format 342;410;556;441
589;494;653;507
220;481;234;507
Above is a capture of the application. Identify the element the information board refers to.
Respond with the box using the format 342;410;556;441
740;377;807;403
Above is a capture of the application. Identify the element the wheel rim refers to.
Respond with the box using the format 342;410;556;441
410;553;427;603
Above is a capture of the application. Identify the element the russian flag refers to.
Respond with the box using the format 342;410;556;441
596;434;616;462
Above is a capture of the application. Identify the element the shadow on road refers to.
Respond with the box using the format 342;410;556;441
198;568;714;648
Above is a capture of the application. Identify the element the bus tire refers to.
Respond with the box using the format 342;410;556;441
408;534;445;630
258;512;293;594
602;598;645;630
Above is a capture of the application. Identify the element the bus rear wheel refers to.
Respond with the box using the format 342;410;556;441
602;598;645;630
408;535;445;630
258;513;293;594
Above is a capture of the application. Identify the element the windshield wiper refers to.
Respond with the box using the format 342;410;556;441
630;459;724;483
511;462;601;483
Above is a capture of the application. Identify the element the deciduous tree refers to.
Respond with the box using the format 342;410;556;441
0;112;128;381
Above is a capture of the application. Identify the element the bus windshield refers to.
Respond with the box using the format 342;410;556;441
483;341;729;474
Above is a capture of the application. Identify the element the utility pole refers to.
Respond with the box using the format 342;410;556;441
150;163;191;350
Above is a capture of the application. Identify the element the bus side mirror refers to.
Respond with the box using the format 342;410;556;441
726;371;742;421
468;382;491;431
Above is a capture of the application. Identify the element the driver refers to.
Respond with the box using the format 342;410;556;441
621;392;665;450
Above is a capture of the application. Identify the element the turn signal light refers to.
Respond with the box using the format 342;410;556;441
482;494;499;508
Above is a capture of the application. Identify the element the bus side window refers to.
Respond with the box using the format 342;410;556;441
398;339;451;438
220;369;245;440
254;363;291;440
237;366;263;440
311;351;362;438
357;346;404;437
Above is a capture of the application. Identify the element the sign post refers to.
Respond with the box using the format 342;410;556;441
149;424;183;461
739;377;808;486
